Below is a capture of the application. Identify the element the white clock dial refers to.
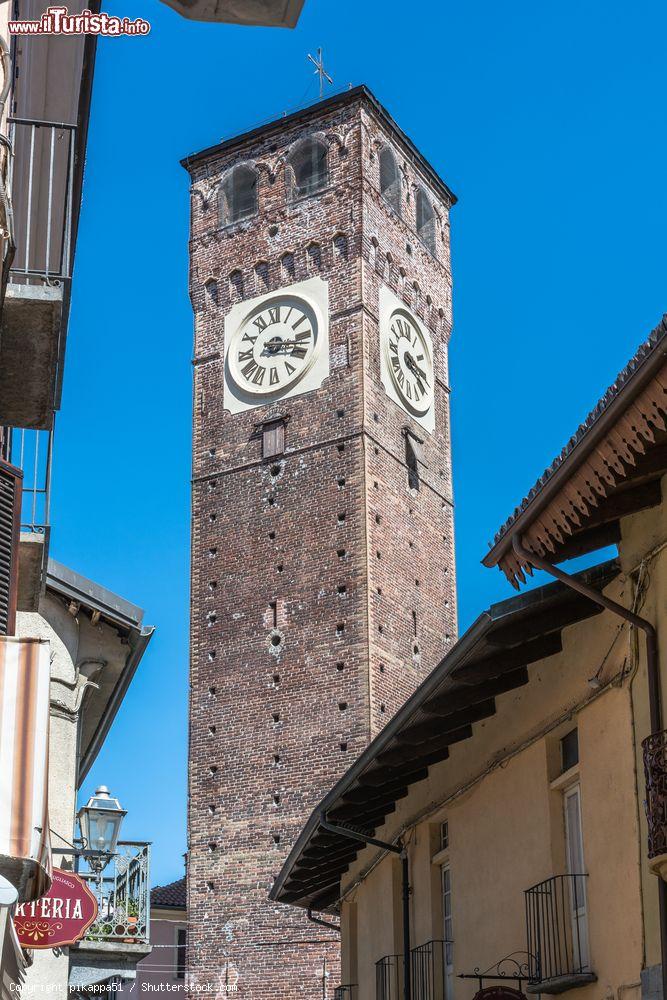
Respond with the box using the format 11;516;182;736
379;286;436;433
227;296;320;398
384;308;434;417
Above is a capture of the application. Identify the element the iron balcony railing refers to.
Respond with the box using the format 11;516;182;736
525;874;591;987
643;729;667;863
376;954;403;1000
334;986;358;1000
81;842;151;945
411;940;452;1000
4;426;52;533
7;117;76;286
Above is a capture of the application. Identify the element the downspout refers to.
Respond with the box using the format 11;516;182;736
307;905;341;934
511;534;667;990
321;815;411;1000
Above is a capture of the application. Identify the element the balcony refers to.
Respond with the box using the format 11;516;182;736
525;874;596;994
334;987;358;1000
68;842;152;990
376;954;403;1000
642;729;667;879
411;940;451;1000
3;426;52;611
0;118;77;430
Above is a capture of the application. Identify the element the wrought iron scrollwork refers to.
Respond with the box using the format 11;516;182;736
643;729;667;860
459;952;532;993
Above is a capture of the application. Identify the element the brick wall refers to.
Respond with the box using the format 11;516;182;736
185;89;457;999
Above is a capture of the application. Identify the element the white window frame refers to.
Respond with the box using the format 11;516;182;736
441;863;454;1000
563;783;589;972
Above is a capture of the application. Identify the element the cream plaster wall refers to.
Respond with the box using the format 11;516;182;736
338;565;651;1000
17;598;80;997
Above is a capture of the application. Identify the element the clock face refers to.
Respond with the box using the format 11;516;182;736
384;307;434;418
379;286;436;433
227;295;321;399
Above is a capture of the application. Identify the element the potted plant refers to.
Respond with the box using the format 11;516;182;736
123;898;139;943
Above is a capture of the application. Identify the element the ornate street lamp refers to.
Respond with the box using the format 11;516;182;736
77;786;126;873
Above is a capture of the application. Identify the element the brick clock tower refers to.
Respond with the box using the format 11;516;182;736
183;86;457;999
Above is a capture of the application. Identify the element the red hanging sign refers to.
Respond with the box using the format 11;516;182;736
473;988;527;1000
13;867;99;949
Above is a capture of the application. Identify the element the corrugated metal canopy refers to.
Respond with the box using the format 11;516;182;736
270;559;619;913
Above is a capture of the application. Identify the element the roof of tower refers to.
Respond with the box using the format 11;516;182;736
180;85;457;207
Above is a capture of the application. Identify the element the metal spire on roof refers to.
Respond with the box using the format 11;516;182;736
307;48;333;99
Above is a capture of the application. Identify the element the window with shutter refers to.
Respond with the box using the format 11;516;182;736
262;421;285;459
0;460;22;635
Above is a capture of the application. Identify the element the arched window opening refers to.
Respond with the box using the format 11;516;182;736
255;261;269;291
220;164;258;226
281;252;295;281
333;233;348;260
204;278;218;307
380;147;400;214
307;242;322;272
229;270;244;301
288;139;328;199
416;187;436;255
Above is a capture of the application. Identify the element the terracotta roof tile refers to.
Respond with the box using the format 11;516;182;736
151;876;186;909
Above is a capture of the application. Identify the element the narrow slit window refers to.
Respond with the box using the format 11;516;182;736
379;147;400;214
405;436;420;492
416;187;436;255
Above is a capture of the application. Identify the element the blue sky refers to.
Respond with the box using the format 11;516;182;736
49;0;667;886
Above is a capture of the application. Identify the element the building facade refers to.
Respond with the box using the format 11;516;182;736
121;874;187;996
0;4;156;996
183;87;458;998
272;315;667;1000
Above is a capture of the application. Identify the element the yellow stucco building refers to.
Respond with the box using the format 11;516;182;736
272;314;667;1000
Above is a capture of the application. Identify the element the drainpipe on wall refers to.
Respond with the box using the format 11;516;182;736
320;815;412;1000
511;535;667;995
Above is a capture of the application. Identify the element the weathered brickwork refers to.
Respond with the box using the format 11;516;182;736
184;88;457;999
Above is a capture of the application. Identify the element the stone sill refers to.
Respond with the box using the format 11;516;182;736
526;972;597;995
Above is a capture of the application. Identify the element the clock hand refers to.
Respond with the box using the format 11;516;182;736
263;339;305;354
404;353;429;385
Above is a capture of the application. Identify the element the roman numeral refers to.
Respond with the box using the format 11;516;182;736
270;367;280;386
252;366;266;386
292;314;308;331
238;349;253;362
391;356;401;372
291;347;307;359
397;370;405;387
253;314;269;334
405;381;413;400
241;359;257;379
268;306;281;325
242;332;258;345
295;330;311;342
285;361;296;376
389;341;399;357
